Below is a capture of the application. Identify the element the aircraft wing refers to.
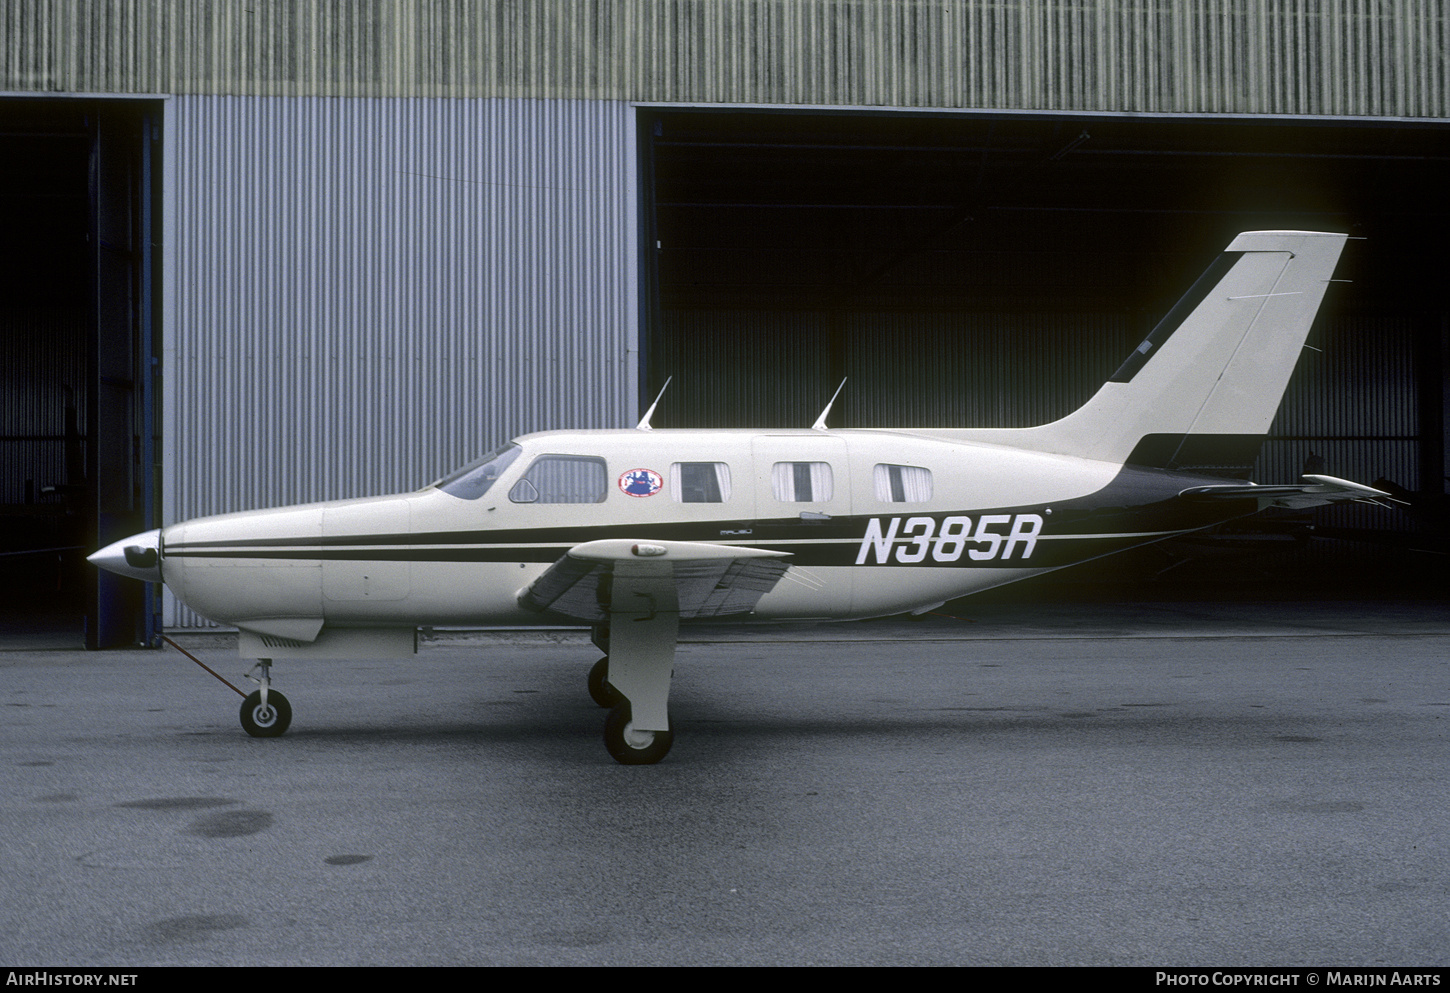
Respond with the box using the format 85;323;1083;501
517;539;792;623
1178;474;1392;511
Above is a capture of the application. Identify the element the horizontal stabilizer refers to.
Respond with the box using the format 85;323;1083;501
518;539;791;622
1178;474;1391;511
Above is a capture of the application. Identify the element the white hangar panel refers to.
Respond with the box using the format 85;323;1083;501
162;97;637;627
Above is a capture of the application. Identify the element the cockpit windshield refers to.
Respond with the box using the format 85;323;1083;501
433;443;522;500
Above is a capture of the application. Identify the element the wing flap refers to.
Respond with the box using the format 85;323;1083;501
518;539;791;622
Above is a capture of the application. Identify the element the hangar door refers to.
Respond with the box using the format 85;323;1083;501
0;100;160;649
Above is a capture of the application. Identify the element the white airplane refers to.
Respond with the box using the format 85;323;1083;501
91;230;1389;764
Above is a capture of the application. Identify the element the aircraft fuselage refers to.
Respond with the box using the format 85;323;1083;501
155;427;1248;633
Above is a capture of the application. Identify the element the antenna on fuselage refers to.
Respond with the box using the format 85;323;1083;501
636;376;673;431
811;378;847;431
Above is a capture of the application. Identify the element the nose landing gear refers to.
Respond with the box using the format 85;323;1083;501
239;659;292;737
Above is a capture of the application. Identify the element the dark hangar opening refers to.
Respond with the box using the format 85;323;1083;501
0;99;161;649
638;109;1450;591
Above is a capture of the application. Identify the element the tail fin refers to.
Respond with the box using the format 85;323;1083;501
944;231;1348;478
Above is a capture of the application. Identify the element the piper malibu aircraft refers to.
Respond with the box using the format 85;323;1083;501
92;230;1389;764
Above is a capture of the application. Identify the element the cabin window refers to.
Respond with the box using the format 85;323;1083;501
671;462;731;503
436;443;522;500
508;455;607;504
874;463;933;503
772;461;833;503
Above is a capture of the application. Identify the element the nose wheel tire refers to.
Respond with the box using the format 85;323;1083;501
603;704;673;765
588;656;622;708
240;689;292;738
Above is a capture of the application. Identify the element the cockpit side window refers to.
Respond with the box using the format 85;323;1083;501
508;455;608;504
436;444;522;500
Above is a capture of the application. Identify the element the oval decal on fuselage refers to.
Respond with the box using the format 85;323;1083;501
619;468;664;497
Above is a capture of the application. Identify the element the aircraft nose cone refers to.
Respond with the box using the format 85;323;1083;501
88;528;164;583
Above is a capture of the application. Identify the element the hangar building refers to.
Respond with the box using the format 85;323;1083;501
2;1;1446;645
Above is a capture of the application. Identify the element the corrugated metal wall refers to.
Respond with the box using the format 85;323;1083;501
164;96;636;626
5;0;1446;118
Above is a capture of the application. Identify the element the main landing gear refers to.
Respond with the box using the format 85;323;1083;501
239;658;291;738
589;624;677;765
602;701;674;765
587;656;622;708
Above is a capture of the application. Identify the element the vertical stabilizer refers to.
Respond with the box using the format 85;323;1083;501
941;231;1348;477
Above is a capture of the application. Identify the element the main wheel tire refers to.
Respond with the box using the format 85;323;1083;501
240;689;292;738
588;656;622;708
603;704;673;765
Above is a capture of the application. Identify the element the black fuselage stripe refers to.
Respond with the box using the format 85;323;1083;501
163;531;1187;569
